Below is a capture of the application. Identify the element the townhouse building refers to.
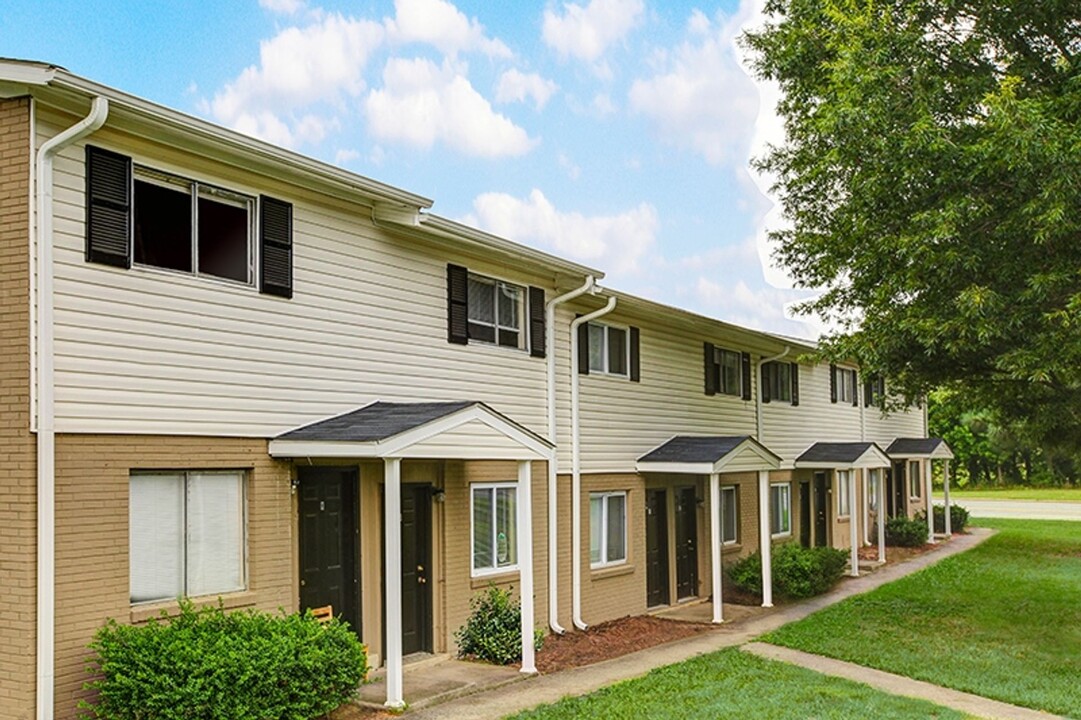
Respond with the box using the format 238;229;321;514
0;59;952;719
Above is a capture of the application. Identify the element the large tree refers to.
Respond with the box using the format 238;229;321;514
743;1;1081;450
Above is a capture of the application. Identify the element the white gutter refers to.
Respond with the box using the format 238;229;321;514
755;346;790;441
569;294;617;630
35;96;109;720
544;277;595;634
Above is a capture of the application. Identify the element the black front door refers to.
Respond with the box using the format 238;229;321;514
891;462;907;519
799;481;812;547
298;467;359;634
400;484;432;655
674;486;698;600
645;488;669;607
813;472;829;547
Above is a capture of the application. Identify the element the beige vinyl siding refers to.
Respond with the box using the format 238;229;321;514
552;305;759;474
761;362;862;464
41;111;556;440
865;403;927;447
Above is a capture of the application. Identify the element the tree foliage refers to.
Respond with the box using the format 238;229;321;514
743;1;1081;450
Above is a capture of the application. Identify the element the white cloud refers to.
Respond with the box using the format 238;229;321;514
365;57;538;158
695;277;816;336
629;4;759;166
334;148;361;165
592;93;616;116
385;0;511;58
558;152;581;180
209;12;383;146
495;69;558;110
542;0;644;63
464;189;657;274
259;0;305;14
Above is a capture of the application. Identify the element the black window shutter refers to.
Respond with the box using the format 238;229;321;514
704;342;716;396
528;286;546;358
85;145;132;268
790;361;800;406
259;196;293;298
629;326;640;382
741;352;752;401
829;364;838;403
577;318;589;375
446;264;469;344
851;372;860;407
761;362;771;403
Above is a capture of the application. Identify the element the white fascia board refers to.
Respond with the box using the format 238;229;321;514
0;60;56;86
794;461;850;470
635;461;714;475
891;446;954;461
268;439;380;458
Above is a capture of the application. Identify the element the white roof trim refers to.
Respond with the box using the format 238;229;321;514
889;445;955;460
794;444;892;470
636;437;781;475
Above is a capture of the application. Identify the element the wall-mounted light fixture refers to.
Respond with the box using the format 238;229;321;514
432;488;446;503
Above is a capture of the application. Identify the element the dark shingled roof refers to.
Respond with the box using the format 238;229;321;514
797;442;879;464
638;436;752;464
276;401;475;442
887;438;945;456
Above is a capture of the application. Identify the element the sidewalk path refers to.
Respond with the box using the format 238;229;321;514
743;642;1065;720
408;529;993;720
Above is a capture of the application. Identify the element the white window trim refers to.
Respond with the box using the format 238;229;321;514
466;273;527;351
129;470;248;605
589;491;628;569
587;321;630;377
470;482;520;578
909;461;923;500
837;368;856;403
770;482;792;538
836;470;851;518
720;485;738;545
132;166;256;288
764;362;793;403
715;348;743;397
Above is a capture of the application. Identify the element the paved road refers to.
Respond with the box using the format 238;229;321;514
936;496;1081;521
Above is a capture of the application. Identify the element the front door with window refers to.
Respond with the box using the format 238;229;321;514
400;485;432;655
298;467;360;634
674;486;698;600
645;489;669;608
813;472;829;547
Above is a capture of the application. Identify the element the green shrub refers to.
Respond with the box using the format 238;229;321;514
886;515;929;547
727;544;848;600
932;503;970;533
455;585;543;665
80;600;368;720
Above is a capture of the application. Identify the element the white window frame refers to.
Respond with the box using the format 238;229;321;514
715;348;743;397
466;272;526;350
837;368;857;403
720;485;738;545
132;166;255;287
770;482;792;538
589;491;628;568
470;482;519;577
129;470;248;605
587;321;630;377
836;470;851;518
909;460;922;499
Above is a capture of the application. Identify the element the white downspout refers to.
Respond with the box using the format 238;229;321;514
36;96;109;720
755;346;790;441
569;294;616;631
545;276;595;635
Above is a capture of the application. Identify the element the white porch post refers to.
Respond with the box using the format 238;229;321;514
877;467;886;563
848;470;859;577
383;458;404;709
943;459;952;536
517;460;537;674
757;470;773;608
709;473;723;623
926;459;935;543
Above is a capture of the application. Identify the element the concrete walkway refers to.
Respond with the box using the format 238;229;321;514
406;529;993;720
743;642;1065;720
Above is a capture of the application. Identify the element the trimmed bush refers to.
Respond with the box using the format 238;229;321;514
81;600;368;720
455;585;543;665
932;503;970;533
727;544;848;600
886;515;929;547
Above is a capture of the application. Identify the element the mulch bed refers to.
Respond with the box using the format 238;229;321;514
533;615;717;674
858;533;963;564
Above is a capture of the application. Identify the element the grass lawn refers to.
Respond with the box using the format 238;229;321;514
507;647;965;720
938;487;1081;502
765;519;1081;717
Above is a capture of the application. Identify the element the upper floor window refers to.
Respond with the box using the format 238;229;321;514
762;361;799;405
703;343;750;399
864;375;886;407
588;322;628;376
467;273;525;349
832;366;858;405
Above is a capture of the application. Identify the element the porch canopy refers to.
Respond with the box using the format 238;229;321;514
270;401;552;709
887;437;956;540
795;442;891;571
635;436;782;617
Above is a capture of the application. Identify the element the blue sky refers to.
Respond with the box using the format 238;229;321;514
2;0;816;335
